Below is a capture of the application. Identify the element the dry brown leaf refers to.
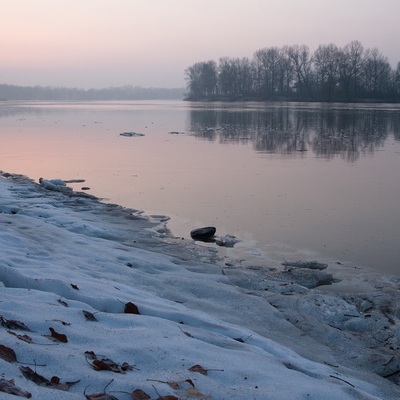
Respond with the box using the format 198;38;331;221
85;350;97;359
124;302;140;315
178;325;193;338
166;381;180;390
131;388;151;399
57;298;69;307
83;310;98;321
0;344;17;363
0;316;32;331
92;359;122;373
183;379;195;389
85;379;118;399
156;396;179;400
19;366;50;386
185;388;211;399
188;364;208;375
0;378;32;398
85;351;132;373
7;330;33;343
121;361;133;371
50;377;80;391
167;379;195;390
48;327;68;343
50;376;60;385
85;393;119;400
50;319;71;326
19;366;79;391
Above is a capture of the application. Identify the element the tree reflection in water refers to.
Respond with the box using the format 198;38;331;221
188;104;400;162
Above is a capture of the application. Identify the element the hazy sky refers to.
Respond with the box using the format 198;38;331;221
1;0;399;89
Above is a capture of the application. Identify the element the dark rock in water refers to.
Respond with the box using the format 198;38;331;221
190;226;216;241
119;132;145;137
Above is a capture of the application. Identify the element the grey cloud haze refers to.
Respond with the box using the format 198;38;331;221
1;0;399;89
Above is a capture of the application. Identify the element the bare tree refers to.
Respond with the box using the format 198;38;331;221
185;61;218;99
313;44;340;100
337;40;364;100
287;45;314;100
253;47;282;99
394;62;400;101
361;48;392;99
277;46;295;97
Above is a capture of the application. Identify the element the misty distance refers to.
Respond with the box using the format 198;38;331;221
1;41;400;103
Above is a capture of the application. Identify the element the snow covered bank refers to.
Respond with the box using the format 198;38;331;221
0;172;399;399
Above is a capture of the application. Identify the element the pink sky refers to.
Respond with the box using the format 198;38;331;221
1;0;399;88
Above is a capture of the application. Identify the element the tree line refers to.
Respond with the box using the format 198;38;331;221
185;41;400;102
0;84;184;101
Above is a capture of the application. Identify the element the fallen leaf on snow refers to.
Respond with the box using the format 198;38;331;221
7;330;33;343
46;327;68;343
131;388;151;399
92;359;122;373
49;319;71;326
19;366;49;386
0;378;32;398
85;351;134;373
0;316;32;331
0;344;17;363
188;364;208;375
178;325;193;338
83;310;98;321
85;392;119;400
57;298;69;307
147;379;195;390
85;378;119;399
124;302;141;314
19;366;79;390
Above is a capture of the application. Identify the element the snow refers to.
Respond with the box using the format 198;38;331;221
1;172;400;399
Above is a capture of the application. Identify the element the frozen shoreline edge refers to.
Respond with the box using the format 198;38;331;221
1;170;400;399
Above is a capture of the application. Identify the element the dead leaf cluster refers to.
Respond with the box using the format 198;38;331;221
0;315;32;331
19;366;80;391
143;376;211;399
0;344;17;363
45;327;68;343
124;301;141;314
1;306;217;399
83;309;98;321
0;378;32;398
85;350;134;373
84;379;119;400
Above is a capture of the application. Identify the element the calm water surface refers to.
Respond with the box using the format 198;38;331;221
1;100;400;276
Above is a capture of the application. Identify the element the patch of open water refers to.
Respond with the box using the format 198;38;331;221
1;100;400;278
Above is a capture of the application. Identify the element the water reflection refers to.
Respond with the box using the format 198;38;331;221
188;106;400;161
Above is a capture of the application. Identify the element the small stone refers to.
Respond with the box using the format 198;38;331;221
190;226;216;241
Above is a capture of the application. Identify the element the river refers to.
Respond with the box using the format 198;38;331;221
1;100;399;276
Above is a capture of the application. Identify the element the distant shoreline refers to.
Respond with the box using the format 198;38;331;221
184;95;399;104
0;83;186;101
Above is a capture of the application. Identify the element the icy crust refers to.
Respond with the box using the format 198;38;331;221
0;172;399;399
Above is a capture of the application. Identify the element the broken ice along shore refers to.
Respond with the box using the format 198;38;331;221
1;171;400;400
